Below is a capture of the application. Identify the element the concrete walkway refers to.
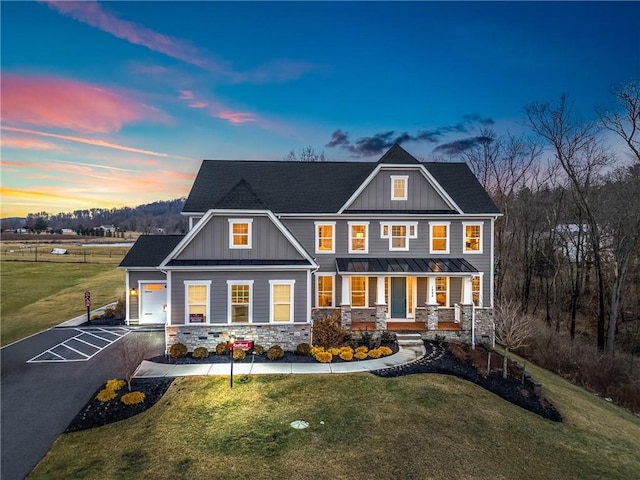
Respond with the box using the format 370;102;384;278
134;345;425;378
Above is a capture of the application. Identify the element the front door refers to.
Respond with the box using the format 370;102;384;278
390;277;406;318
140;283;167;324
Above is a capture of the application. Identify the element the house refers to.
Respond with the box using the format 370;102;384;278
119;144;500;352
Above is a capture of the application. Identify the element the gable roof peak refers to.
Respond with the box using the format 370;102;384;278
214;178;269;210
377;144;421;165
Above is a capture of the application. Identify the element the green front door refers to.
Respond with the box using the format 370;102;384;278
390;277;406;318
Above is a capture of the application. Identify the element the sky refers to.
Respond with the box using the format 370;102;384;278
1;1;639;219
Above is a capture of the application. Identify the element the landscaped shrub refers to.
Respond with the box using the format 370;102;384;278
368;348;382;359
339;349;353;361
378;346;393;356
315;351;333;363
310;345;325;356
267;345;284;360
102;307;115;319
105;379;125;391
192;347;209;359
215;342;228;355
113;298;126;319
296;342;312;356
379;330;397;345
312;310;348;348
253;344;265;355
169;343;188;358
96;388;117;403
90;314;100;321
359;331;381;350
121;391;146;405
355;345;368;354
354;351;368;360
232;348;246;361
330;347;342;356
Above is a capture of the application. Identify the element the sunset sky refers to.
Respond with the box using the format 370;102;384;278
1;1;638;218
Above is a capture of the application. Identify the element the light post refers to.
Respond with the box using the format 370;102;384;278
229;335;236;388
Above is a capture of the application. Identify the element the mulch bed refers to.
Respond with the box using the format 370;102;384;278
66;341;561;432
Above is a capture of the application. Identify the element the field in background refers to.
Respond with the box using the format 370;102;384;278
0;261;125;346
31;366;640;479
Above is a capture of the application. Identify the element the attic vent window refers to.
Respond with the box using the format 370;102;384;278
229;219;253;249
390;175;408;201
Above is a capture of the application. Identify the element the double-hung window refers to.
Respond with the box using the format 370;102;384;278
350;276;367;307
380;222;417;251
270;280;294;323
463;222;483;253
348;222;369;253
390;175;408;201
429;222;450;254
435;277;448;307
227;281;253;323
471;275;482;307
185;281;210;323
315;222;335;254
229;219;252;249
316;275;334;307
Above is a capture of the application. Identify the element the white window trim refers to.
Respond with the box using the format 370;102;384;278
184;280;211;324
471;274;483;307
228;219;253;249
462;222;483;254
348;221;369;254
315;273;335;308
314;221;336;254
227;280;254;323
350;276;369;308
380;222;418;251
269;280;295;323
429;221;450;254
390;175;408;201
435;276;450;307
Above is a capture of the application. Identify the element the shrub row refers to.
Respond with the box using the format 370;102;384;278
96;378;145;406
311;345;393;363
167;342;285;361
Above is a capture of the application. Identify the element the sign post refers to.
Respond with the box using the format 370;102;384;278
84;290;91;323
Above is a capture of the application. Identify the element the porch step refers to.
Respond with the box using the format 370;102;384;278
395;333;424;347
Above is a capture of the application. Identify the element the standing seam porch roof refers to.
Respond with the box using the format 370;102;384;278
336;257;479;274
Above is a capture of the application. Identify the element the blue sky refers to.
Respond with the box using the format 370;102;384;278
1;1;638;217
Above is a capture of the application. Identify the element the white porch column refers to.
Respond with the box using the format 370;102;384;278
463;276;473;304
427;276;437;305
340;275;351;306
376;275;386;305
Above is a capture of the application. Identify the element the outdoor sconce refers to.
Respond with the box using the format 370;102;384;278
130;287;137;296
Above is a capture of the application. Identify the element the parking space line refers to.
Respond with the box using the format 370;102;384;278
27;327;131;363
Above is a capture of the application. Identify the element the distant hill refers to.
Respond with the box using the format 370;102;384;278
1;198;188;234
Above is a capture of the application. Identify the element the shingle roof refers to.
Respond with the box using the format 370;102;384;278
119;235;184;267
183;145;500;215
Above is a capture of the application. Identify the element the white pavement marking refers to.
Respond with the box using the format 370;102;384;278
27;327;131;363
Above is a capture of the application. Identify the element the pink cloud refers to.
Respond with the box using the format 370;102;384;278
0;136;62;151
1;74;170;134
189;101;209;109
216;111;257;125
179;90;195;100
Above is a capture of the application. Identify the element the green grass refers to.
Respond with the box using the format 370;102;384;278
0;261;124;346
30;369;640;480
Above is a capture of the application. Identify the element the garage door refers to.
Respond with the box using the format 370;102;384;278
140;283;167;324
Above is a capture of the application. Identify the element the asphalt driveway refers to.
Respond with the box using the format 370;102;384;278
1;326;164;480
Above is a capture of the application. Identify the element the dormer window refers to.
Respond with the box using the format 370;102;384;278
229;219;252;249
390;175;408;201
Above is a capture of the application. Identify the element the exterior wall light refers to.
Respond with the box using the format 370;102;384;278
130;287;137;296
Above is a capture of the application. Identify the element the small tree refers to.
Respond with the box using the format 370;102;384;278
119;335;149;391
494;299;535;379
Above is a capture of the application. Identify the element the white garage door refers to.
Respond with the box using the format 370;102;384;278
140;283;167;324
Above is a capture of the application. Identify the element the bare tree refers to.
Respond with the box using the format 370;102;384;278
526;95;612;349
119;334;149;391
599;82;640;162
285;146;327;162
494;299;535;379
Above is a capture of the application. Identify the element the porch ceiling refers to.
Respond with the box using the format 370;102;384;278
336;257;478;275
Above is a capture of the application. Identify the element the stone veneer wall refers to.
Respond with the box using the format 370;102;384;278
166;324;311;352
474;308;494;346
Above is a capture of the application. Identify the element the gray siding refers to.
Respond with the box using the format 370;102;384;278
347;169;452;211
169;270;308;326
127;270;166;321
176;214;305;261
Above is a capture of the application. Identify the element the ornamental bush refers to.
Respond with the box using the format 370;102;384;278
310;346;325;356
379;330;396;345
378;346;393;356
267;345;284;360
121;391;146;405
312;310;348;348
354;351;368;360
368;348;382;359
339;350;353;361
315;351;333;363
253;344;265;355
105;379;125;391
340;346;354;355
355;345;369;354
296;342;312;356
96;388;117;403
169;343;188;358
192;346;209;359
330;347;342;356
232;348;246;361
215;342;228;355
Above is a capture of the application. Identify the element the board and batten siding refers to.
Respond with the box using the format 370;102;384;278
176;214;305;261
346;169;452;211
169;270;308;325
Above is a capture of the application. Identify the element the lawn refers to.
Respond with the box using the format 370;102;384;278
0;261;124;346
30;365;640;479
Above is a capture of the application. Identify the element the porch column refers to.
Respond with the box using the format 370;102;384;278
375;275;387;331
340;275;352;329
463;276;473;304
426;277;439;331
